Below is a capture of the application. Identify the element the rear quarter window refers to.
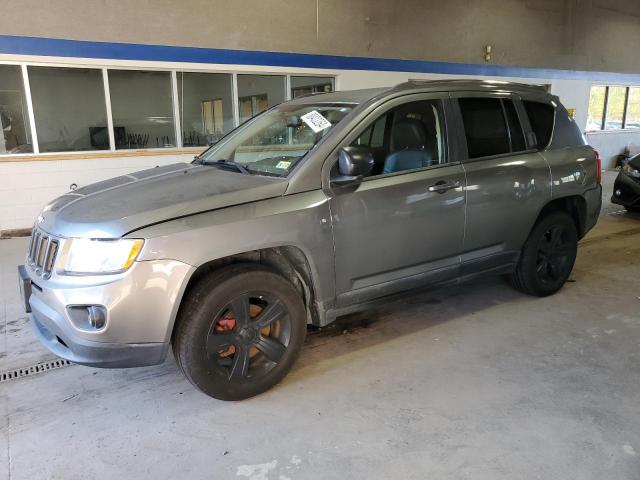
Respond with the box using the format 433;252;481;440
523;101;555;149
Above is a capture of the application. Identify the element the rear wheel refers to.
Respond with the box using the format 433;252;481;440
173;264;306;400
509;211;578;297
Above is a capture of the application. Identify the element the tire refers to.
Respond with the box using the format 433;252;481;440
509;211;578;297
173;264;307;401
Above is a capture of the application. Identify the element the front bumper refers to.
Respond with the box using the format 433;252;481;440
30;311;168;367
611;172;640;208
20;258;194;368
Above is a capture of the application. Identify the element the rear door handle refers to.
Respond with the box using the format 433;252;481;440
428;180;461;194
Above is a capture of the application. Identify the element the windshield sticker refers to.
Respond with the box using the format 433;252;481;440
301;110;332;133
276;160;292;170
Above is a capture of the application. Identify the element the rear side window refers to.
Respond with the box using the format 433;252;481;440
459;98;509;158
523;101;555;149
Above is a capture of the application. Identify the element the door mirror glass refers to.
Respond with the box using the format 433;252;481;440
332;146;374;186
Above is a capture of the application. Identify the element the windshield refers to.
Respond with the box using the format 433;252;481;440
198;102;354;177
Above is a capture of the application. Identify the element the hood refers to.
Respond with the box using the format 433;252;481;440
629;153;640;170
37;163;288;238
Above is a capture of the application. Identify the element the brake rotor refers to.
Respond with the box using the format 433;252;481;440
214;302;274;359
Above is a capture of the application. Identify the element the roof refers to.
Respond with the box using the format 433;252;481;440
288;79;551;106
286;87;390;105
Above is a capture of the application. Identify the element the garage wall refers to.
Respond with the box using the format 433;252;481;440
0;54;638;231
0;1;639;231
1;0;639;74
0;57;631;230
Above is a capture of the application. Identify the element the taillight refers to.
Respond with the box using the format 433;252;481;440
594;149;602;185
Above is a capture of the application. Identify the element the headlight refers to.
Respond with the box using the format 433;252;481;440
63;238;144;275
623;163;640;178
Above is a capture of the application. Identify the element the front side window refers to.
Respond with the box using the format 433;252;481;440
199;102;353;177
0;65;33;154
29;66;108;152
348;99;447;177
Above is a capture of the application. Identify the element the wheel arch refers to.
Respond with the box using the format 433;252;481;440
536;194;588;239
170;246;321;342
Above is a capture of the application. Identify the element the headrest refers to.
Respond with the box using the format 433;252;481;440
391;118;427;151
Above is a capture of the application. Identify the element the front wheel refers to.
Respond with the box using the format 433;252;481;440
173;264;307;400
509;211;578;297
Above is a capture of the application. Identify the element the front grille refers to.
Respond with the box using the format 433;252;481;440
27;228;60;278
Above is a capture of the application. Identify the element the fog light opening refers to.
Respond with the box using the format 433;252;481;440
87;306;106;330
67;305;107;331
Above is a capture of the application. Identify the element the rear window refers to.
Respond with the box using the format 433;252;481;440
523;101;555;150
459;98;510;158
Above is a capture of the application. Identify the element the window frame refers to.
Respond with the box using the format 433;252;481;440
0;59;336;159
587;84;640;132
450;92;539;163
322;92;456;189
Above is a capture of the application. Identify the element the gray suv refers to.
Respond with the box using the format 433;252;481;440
18;80;602;400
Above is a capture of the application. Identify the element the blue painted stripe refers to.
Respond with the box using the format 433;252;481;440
1;34;640;83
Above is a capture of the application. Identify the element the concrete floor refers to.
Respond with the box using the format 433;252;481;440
1;172;639;480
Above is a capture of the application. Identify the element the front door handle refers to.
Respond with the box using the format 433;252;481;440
427;180;461;194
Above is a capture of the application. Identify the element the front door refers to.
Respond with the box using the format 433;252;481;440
327;95;466;306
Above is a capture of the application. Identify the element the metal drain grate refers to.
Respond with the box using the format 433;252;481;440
0;359;73;383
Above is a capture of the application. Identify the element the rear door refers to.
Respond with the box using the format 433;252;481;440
450;93;552;276
325;93;467;306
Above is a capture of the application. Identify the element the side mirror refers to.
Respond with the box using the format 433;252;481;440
331;146;374;186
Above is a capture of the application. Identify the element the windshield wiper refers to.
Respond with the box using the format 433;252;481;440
200;159;250;174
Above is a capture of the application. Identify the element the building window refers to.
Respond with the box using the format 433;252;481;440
108;70;175;149
177;72;234;147
586;85;640;132
605;86;626;130
0;62;336;156
29;67;109;152
0;65;33;154
237;75;285;123
626;87;640;130
290;76;334;99
586;86;606;131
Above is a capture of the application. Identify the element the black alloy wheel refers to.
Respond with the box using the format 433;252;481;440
509;211;578;296
207;292;291;381
534;223;576;288
173;264;307;400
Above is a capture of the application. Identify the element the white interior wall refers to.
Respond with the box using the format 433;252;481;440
0;153;193;230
